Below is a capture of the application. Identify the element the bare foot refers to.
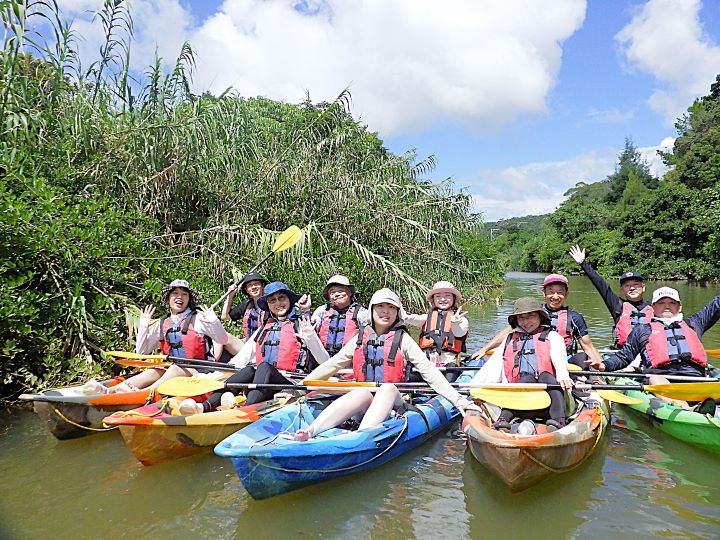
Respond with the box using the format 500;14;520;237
294;428;313;441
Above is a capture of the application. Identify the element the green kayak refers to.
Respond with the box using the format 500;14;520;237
617;378;720;454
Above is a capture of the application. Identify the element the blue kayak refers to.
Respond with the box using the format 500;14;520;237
214;362;480;499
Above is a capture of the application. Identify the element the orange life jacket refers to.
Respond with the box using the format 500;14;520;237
548;308;574;351
255;318;305;372
241;301;265;341
418;308;466;355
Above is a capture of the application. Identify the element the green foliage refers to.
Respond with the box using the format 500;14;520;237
604;138;659;203
0;0;502;398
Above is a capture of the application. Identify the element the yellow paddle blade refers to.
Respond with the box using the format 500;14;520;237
567;363;582;372
597;389;643;405
272;225;302;253
106;350;167;361
157;377;224;396
303;380;377;388
470;388;551;410
705;349;720;358
646;382;720;401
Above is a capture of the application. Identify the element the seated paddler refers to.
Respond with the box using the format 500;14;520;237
469;296;573;431
293;288;481;440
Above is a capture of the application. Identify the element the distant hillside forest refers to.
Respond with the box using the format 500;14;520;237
489;75;720;281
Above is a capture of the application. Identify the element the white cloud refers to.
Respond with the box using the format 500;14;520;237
588;106;635;124
57;0;587;137
616;0;720;126
467;137;674;221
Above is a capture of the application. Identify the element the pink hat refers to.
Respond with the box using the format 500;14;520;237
542;274;569;288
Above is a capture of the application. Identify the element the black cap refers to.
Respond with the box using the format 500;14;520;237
240;271;268;292
619;271;644;285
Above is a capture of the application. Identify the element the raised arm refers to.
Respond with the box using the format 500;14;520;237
470;326;512;359
569;244;623;320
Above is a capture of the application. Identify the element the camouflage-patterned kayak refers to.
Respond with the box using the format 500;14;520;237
617;377;720;454
462;391;609;492
104;397;291;466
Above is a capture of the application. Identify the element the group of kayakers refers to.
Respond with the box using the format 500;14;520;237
84;242;719;435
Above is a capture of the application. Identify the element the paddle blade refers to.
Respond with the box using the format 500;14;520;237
567;363;582;372
271;225;302;254
597;389;643;405
470;388;551;410
646;382;720;401
157;377;224;397
704;349;720;358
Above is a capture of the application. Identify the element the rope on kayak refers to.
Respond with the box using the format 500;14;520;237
49;403;118;432
519;406;605;474
103;397;170;424
248;415;410;474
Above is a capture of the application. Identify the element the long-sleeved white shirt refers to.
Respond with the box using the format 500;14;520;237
469;329;570;384
303;330;472;408
404;311;469;365
135;308;229;355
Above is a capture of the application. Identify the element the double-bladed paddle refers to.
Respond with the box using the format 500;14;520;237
210;225;303;310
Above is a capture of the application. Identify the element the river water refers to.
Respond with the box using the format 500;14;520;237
1;273;719;539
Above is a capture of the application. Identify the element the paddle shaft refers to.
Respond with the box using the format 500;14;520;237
567;370;718;382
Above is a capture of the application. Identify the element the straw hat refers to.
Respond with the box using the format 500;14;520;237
425;281;463;305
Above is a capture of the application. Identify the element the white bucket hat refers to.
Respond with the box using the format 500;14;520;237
368;288;407;324
426;281;462;305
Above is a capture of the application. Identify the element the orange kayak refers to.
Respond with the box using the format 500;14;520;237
462;392;609;492
104;397;291;466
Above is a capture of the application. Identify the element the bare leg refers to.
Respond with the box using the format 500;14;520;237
295;389;374;440
647;374;689;408
116;367;166;392
214;334;244;360
358;383;404;430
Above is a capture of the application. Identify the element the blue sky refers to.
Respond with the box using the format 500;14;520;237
61;1;720;220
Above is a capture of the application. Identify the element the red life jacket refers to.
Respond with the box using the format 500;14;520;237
615;302;653;347
317;303;361;355
418;308;466;354
502;329;554;383
159;312;209;360
548;308;573;351
645;320;707;369
255;318;304;372
352;326;408;383
241;301;265;340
